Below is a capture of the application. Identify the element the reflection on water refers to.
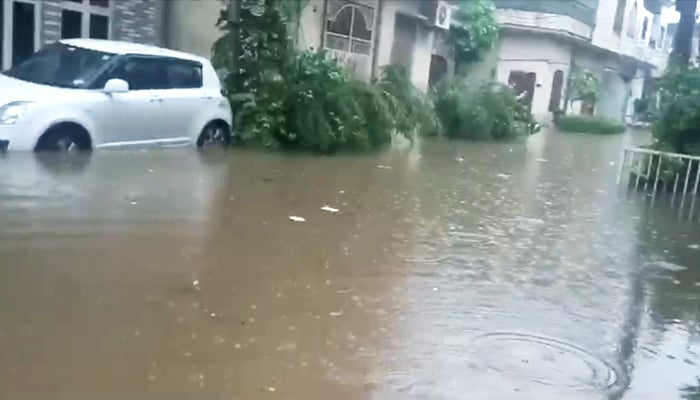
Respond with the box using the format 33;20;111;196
0;130;698;400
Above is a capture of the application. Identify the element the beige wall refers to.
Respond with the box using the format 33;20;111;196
297;0;325;51
375;1;437;91
166;0;223;58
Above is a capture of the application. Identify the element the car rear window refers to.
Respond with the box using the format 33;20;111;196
166;60;203;89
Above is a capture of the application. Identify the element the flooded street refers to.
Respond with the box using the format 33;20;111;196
0;129;698;399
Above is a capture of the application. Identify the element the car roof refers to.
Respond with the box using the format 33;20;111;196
59;38;207;64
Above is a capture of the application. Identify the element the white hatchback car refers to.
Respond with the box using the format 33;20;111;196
0;39;233;152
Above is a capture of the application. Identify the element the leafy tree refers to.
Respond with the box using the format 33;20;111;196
446;0;499;72
670;0;697;68
566;67;600;115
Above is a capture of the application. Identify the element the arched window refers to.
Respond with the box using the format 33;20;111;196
325;1;375;56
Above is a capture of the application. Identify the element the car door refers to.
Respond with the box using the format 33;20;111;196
90;55;172;148
154;58;207;143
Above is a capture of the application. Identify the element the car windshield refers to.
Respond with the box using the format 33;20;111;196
2;42;116;89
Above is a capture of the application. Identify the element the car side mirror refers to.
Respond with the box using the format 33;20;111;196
103;78;129;94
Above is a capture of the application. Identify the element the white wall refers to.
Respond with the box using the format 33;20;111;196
495;32;573;123
591;0;667;71
496;9;592;40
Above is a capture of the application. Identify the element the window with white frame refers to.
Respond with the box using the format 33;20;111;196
60;0;110;40
324;0;375;56
1;0;42;69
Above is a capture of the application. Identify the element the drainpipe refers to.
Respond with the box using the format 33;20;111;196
320;0;328;50
370;0;383;78
160;0;171;48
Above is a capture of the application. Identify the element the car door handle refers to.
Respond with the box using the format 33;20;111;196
149;96;164;103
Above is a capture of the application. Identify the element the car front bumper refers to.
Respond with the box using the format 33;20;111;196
0;123;36;151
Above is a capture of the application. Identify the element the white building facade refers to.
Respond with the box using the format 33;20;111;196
481;0;671;124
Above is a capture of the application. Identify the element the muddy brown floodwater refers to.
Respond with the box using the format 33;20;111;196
0;129;699;400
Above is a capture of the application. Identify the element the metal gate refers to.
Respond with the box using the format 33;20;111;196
617;147;700;219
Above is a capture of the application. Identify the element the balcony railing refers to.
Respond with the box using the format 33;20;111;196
494;0;599;27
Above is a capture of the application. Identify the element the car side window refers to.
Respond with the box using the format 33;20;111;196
166;60;203;89
119;56;170;90
91;56;203;91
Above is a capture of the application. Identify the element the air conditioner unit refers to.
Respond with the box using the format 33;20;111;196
433;1;454;30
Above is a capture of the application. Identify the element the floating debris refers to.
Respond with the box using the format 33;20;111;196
192;280;200;287
644;260;687;272
329;311;344;317
496;173;511;180
376;165;393;170
688;244;699;250
321;205;339;213
456;156;465;162
288;216;306;222
535;158;548;162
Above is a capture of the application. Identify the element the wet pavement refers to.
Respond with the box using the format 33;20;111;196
0;129;698;400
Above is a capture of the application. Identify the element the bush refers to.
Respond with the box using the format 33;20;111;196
434;80;535;140
653;67;700;155
212;1;437;153
556;115;625;134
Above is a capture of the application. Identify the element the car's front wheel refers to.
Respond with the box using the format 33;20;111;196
196;121;231;149
35;124;91;153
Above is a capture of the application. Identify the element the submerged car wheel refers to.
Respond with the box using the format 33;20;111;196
197;121;231;149
35;124;91;153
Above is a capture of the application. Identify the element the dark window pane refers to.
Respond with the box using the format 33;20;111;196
13;2;36;67
90;0;109;7
327;6;351;36
90;14;109;39
65;0;82;2
121;57;170;90
166;60;203;89
61;9;83;39
351;8;372;41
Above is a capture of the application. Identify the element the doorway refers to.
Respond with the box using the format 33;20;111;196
428;54;447;87
1;0;41;70
508;70;536;112
549;70;564;112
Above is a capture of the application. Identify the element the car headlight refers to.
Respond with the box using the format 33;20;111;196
0;101;35;125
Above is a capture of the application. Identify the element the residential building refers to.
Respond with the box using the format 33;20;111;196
161;0;456;91
1;0;158;70
475;0;672;123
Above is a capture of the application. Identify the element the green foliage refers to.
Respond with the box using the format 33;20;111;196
568;67;600;103
211;0;438;153
447;0;499;68
434;80;535;140
556;115;625;134
681;379;700;400
372;65;441;138
652;67;700;155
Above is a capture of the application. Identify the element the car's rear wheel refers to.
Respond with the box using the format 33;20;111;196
197;120;231;149
35;124;91;153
